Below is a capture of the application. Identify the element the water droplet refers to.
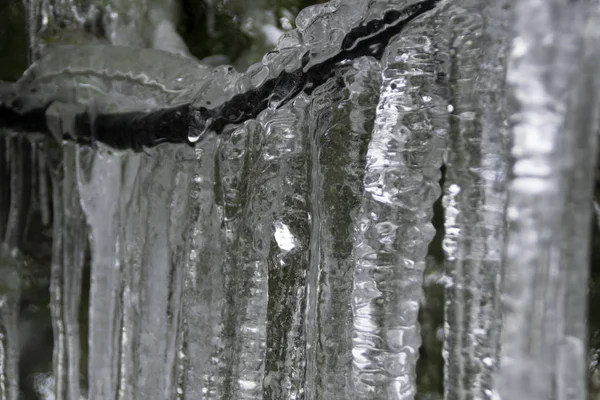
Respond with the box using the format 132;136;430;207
188;128;203;143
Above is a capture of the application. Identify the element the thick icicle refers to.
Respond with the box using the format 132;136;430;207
303;57;380;399
351;16;446;400
49;143;87;400
496;1;600;399
441;2;509;399
115;146;189;400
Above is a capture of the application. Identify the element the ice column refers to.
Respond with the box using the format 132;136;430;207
351;16;446;399
496;0;600;399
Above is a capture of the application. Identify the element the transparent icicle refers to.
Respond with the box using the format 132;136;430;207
496;0;600;399
248;97;309;400
304;57;381;400
351;17;446;400
37;140;51;226
49;143;87;400
441;1;509;399
177;136;226;400
116;146;188;400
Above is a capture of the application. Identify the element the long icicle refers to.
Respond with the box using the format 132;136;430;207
50;143;87;400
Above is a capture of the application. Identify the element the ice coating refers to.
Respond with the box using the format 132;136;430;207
16;45;210;113
5;0;445;151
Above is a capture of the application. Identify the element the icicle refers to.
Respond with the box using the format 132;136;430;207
0;134;9;243
5;135;32;249
245;96;310;400
77;149;130;400
0;248;20;400
440;2;509;399
496;1;600;399
351;15;446;399
49;143;88;400
303;57;381;399
37;140;51;226
177;135;227;400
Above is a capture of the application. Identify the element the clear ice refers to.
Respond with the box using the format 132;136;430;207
1;0;599;399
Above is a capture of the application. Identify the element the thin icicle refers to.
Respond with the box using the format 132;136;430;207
37;140;51;226
0;248;20;400
177;135;227;400
0;135;9;243
49;143;87;400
